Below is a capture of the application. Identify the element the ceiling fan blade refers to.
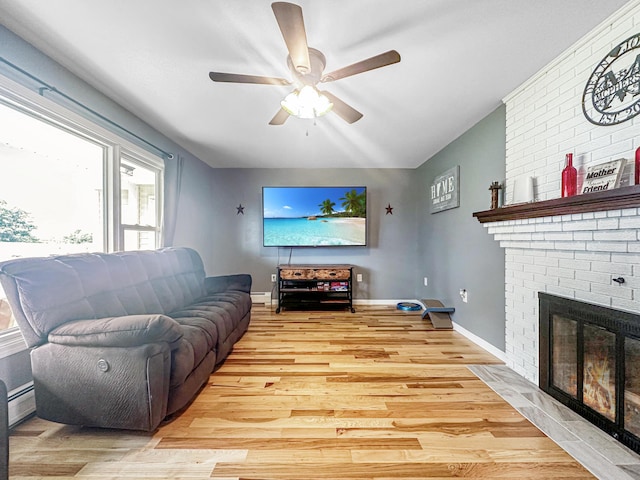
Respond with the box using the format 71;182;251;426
271;2;311;74
321;50;401;83
209;72;290;86
269;108;290;125
320;91;363;124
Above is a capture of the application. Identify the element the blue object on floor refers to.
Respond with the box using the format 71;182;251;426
396;302;422;311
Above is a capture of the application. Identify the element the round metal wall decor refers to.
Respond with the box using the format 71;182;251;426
582;32;640;126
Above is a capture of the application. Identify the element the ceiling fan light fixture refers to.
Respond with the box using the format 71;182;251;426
314;91;333;117
280;89;301;116
281;85;333;119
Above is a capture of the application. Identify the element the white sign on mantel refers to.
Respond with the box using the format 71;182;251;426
430;165;460;213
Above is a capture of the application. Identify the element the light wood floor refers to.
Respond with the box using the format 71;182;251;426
9;305;596;479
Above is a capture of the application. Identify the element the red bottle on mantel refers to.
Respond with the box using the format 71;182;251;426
562;153;577;197
635;147;640;185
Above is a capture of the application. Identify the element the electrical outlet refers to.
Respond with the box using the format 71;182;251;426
271;274;277;282
423;276;428;286
460;289;468;303
356;273;363;282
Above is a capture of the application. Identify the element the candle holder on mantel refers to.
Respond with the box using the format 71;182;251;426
489;181;503;209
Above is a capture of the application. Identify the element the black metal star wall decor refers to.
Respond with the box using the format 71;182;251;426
236;204;244;215
385;204;393;215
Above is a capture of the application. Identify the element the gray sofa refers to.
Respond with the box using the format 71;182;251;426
0;247;251;431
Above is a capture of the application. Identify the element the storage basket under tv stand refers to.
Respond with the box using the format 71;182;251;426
276;264;354;313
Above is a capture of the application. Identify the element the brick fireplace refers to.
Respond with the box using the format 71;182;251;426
539;292;640;453
477;195;640;385
474;190;640;455
473;0;640;385
474;0;640;456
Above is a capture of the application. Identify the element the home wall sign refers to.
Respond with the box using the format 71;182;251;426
430;165;459;213
582;32;640;126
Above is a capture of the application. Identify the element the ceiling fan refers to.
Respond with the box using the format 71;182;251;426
209;2;401;125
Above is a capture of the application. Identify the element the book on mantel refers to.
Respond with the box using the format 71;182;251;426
581;158;626;194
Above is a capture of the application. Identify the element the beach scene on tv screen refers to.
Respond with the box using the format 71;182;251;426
263;187;366;246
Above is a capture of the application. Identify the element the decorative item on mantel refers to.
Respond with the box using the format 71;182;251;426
489;181;502;209
581;158;625;194
561;153;577;197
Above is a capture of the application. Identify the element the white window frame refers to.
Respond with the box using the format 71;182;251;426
117;151;164;252
0;74;164;354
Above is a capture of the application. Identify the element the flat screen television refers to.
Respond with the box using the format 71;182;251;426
263;186;367;247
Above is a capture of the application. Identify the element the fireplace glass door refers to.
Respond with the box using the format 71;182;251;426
583;323;616;421
551;315;577;398
625;337;640;437
540;293;640;455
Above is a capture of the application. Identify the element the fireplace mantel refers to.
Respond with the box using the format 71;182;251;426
473;185;640;223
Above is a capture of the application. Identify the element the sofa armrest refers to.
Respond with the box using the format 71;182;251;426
48;314;183;348
205;274;252;294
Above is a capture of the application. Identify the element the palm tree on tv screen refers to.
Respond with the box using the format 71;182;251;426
318;199;336;216
339;189;366;217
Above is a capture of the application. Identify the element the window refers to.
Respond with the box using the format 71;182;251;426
0;77;163;336
120;155;162;251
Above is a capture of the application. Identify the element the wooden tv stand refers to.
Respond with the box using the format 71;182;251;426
276;264;354;314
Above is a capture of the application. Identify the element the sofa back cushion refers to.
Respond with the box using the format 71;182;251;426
0;247;206;347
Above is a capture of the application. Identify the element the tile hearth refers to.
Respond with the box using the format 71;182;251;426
471;365;640;480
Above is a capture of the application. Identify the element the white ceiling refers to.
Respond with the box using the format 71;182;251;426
0;0;630;168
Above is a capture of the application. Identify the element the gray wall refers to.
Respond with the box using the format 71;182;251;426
205;168;420;300
416;106;506;350
170;155;217;269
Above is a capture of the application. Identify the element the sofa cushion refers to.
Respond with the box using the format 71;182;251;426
171;289;251;351
170;325;213;388
48;314;183;348
0;248;208;347
0;255;127;342
99;249;207;315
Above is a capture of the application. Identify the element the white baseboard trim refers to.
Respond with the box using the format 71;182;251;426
0;328;28;359
250;292;271;304
8;381;35;427
452;321;507;362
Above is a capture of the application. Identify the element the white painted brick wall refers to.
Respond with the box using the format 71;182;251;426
486;208;640;383
490;1;640;384
505;2;640;203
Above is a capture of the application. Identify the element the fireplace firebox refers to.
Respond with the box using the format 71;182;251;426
539;293;640;454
